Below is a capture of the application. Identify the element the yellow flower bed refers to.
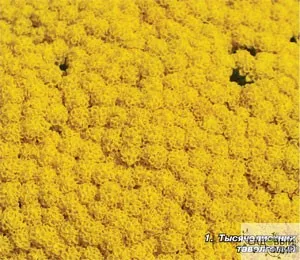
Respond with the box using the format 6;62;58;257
0;0;299;259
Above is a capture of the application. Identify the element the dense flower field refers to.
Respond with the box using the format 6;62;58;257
0;0;299;259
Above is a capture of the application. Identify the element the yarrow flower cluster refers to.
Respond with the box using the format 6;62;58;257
0;0;299;259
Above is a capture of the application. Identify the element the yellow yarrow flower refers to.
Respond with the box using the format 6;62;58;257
0;0;298;259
